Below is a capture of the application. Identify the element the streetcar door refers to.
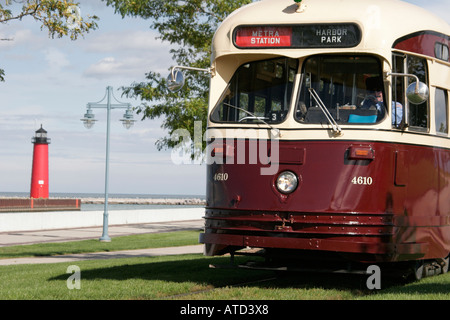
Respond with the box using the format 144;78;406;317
391;53;430;130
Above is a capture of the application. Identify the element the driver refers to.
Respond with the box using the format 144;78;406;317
362;90;385;121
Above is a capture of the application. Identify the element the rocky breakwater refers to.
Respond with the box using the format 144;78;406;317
80;197;206;206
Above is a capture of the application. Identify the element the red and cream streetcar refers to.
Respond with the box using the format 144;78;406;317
194;0;450;279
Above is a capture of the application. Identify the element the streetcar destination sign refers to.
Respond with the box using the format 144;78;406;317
234;23;361;49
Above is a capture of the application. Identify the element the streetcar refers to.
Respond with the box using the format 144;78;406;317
178;0;450;279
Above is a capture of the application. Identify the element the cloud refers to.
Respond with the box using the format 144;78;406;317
83;53;172;80
44;48;71;72
83;56;150;79
84;30;167;53
0;29;37;50
83;56;120;78
81;29;174;79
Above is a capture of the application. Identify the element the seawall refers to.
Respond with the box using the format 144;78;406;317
0;207;205;233
0;198;81;212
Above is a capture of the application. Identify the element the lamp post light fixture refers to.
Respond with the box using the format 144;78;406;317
82;108;97;129
120;108;136;129
81;86;135;242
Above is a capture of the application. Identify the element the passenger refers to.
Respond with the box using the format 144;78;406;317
392;101;403;126
368;90;405;126
364;90;403;125
296;101;307;121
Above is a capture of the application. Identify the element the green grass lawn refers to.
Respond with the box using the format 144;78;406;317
0;230;449;300
1;253;449;300
0;254;270;299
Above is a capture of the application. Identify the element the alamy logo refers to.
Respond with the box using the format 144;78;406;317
66;5;82;30
170;121;280;175
366;265;381;290
66;265;81;290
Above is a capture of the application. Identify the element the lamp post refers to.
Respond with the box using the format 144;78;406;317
81;86;135;242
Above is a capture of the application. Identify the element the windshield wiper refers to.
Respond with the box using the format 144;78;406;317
223;102;280;137
308;88;342;134
238;116;269;122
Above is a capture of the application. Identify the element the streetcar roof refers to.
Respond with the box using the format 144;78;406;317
212;0;450;61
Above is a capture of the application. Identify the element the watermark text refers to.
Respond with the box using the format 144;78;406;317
66;265;81;290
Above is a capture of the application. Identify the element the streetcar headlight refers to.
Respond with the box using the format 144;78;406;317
276;171;298;194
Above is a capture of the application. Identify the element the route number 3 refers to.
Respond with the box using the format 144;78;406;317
352;176;373;185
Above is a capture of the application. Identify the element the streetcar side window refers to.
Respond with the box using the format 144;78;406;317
210;57;299;124
391;53;430;131
407;55;429;131
295;55;385;125
392;53;406;128
435;42;449;62
435;88;448;135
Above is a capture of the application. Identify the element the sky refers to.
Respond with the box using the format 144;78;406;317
0;0;204;196
0;0;449;197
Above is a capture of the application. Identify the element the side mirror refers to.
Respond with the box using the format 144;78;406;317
166;65;213;93
167;69;185;92
387;73;429;105
406;81;429;104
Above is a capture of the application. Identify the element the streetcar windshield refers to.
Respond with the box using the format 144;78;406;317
295;55;386;124
211;57;298;124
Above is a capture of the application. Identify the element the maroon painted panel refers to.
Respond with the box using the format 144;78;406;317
203;139;450;262
393;31;449;61
208;140;393;213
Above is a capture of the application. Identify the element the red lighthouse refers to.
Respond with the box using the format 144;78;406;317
30;125;50;199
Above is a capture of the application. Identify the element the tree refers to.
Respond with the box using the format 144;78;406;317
0;0;99;81
102;0;253;159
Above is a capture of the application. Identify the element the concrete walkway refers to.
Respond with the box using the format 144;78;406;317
0;220;204;247
0;220;205;266
0;245;204;266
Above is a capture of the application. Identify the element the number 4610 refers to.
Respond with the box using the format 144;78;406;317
352;176;373;185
